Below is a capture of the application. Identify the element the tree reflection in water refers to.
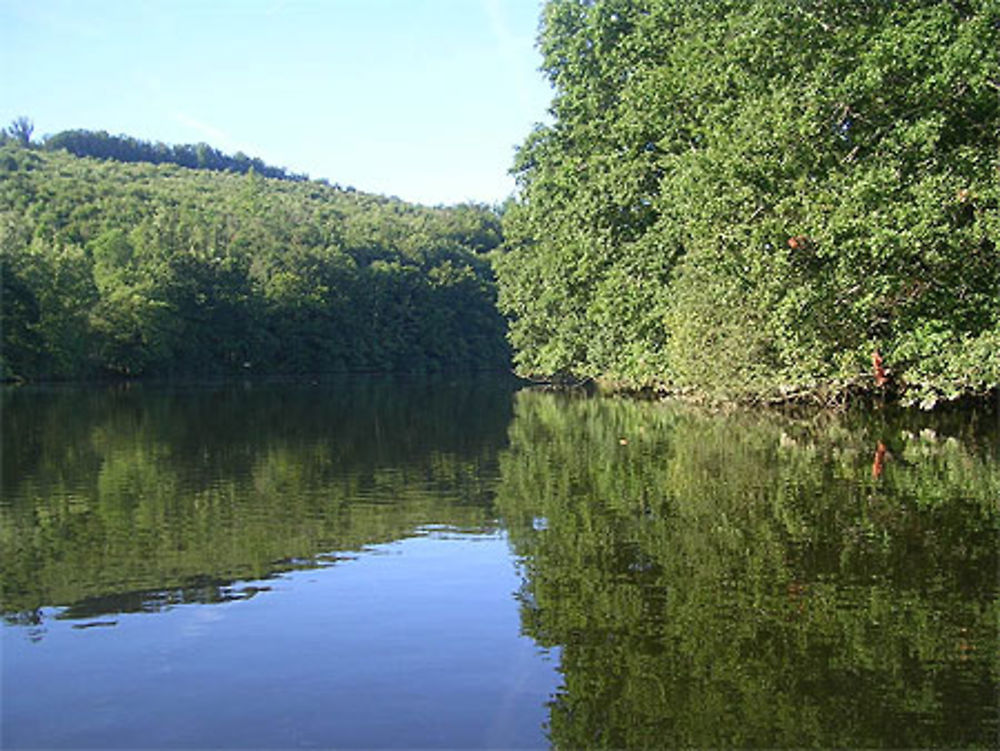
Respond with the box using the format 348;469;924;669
498;391;999;749
2;381;997;748
0;377;515;620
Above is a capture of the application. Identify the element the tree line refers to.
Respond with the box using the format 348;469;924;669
2;119;308;182
496;0;999;407
0;142;509;379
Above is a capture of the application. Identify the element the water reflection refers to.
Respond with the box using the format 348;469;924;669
497;391;999;748
1;376;516;621
2;381;998;748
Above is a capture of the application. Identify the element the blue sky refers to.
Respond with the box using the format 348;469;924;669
0;0;553;206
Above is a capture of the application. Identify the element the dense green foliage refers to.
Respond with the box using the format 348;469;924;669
1;379;511;616
497;0;1000;406
0;144;509;379
497;390;999;747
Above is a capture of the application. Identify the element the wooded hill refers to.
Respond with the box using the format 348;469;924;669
0;143;509;379
496;0;999;407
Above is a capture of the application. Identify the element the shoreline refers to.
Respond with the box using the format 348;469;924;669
516;373;1000;415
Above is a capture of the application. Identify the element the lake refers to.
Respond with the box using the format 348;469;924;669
2;378;997;748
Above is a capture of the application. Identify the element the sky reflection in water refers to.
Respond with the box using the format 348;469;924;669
4;528;558;749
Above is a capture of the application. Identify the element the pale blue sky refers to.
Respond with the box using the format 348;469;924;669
0;0;553;206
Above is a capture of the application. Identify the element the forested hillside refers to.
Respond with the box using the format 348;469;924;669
0;144;509;379
497;0;1000;406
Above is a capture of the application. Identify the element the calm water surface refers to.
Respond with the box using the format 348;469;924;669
2;379;998;748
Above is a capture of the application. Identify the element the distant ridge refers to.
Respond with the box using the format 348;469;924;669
42;128;308;183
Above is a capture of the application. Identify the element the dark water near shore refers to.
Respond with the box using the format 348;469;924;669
2;379;998;748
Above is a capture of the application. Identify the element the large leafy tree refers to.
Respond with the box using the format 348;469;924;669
497;0;1000;404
